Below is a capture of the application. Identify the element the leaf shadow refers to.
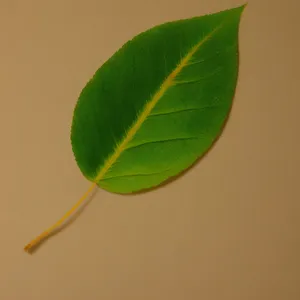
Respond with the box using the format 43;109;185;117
26;187;98;254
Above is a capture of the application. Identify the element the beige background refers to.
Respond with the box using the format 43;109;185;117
1;0;299;299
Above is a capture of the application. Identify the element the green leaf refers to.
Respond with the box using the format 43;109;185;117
23;5;247;253
71;5;246;194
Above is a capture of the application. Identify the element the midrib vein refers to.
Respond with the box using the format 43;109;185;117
94;25;222;182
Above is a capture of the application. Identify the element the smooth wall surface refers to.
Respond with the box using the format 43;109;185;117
1;0;299;299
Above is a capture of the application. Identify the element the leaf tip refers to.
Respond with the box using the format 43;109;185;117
239;3;248;12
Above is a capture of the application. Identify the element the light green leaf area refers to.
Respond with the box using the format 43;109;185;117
71;5;246;194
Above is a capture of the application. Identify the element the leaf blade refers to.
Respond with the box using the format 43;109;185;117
71;5;246;193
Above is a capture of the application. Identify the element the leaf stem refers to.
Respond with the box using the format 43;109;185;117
24;182;97;253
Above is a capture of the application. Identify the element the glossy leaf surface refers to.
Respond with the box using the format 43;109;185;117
71;5;245;193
